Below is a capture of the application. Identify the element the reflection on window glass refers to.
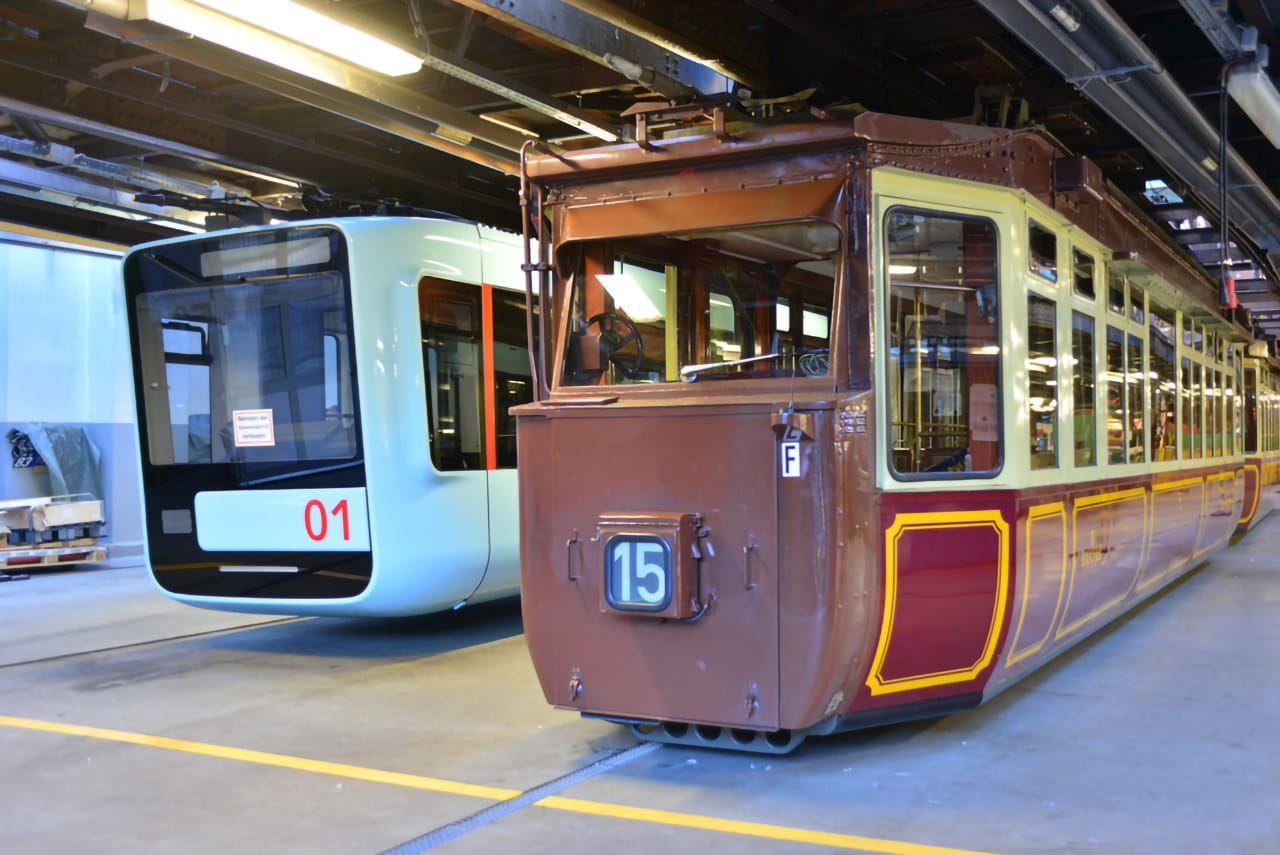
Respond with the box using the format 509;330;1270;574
1127;333;1145;463
136;274;356;466
887;211;1000;476
1149;303;1177;460
1029;220;1057;282
1107;325;1126;463
1028;294;1058;469
421;280;484;471
1073;248;1095;299
1072;312;1096;466
561;220;837;385
1108;270;1125;315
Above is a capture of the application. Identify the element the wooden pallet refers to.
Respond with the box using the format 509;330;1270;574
0;544;107;570
0;536;97;552
0;495;104;534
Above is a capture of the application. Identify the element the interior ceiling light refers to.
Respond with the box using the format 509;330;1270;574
137;0;423;78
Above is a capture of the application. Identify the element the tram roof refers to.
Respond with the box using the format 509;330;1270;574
527;110;1254;341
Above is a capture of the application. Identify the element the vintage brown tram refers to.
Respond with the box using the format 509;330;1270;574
513;109;1272;752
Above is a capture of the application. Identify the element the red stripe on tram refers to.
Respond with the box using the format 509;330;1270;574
481;282;497;471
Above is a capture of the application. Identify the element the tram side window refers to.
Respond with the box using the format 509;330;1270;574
1108;271;1125;315
492;289;537;468
1225;368;1236;456
1182;357;1198;458
1149;303;1177;460
1107;326;1126;463
1187;363;1198;458
1205;370;1218;458
1027;295;1058;469
1028;220;1057;282
1215;370;1226;457
1072;249;1095;299
887;211;1001;477
1072;312;1096;466
1127;333;1146;463
1254;371;1264;458
420;279;485;471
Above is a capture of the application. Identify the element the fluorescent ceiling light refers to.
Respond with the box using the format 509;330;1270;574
1228;62;1280;149
141;0;422;78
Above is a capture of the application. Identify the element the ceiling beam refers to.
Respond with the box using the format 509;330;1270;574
445;0;737;98
557;0;763;88
0;156;205;230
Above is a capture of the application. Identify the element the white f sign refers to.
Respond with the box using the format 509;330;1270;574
780;441;801;478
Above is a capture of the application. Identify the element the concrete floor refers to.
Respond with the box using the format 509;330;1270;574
2;518;1279;854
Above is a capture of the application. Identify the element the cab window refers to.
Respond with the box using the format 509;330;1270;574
560;220;838;385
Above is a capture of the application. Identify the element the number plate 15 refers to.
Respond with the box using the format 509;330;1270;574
604;535;672;611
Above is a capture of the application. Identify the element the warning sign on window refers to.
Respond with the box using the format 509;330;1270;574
232;409;275;447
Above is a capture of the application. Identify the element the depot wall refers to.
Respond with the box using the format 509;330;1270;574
0;227;143;561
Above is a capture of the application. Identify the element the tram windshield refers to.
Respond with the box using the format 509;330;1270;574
129;230;358;466
559;220;839;385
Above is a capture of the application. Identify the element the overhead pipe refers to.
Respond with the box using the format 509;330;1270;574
977;0;1280;272
0;133;250;198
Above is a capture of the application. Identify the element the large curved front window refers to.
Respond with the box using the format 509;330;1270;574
559;220;839;385
130;228;358;466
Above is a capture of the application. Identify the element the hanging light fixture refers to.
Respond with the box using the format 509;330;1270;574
135;0;423;79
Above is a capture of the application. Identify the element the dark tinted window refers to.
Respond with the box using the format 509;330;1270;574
492;288;536;468
1029;220;1057;282
1072;248;1095;299
420;279;484;471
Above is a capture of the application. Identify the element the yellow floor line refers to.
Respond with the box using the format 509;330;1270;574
0;713;990;855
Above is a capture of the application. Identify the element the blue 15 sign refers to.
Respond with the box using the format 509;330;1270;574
605;535;671;611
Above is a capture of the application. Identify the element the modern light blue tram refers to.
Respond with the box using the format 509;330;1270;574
123;217;533;616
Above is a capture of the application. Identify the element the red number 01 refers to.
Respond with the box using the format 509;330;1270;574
304;499;351;542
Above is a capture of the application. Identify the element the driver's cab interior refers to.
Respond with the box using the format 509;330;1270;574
559;220;839;386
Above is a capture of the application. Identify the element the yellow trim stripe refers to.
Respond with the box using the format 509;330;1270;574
1240;464;1261;525
868;510;1010;695
0;714;988;855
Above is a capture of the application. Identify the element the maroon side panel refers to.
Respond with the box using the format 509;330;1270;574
1139;477;1204;592
878;524;1002;680
848;490;1016;711
1057;485;1147;634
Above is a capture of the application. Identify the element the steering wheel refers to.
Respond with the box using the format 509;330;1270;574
577;311;646;381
